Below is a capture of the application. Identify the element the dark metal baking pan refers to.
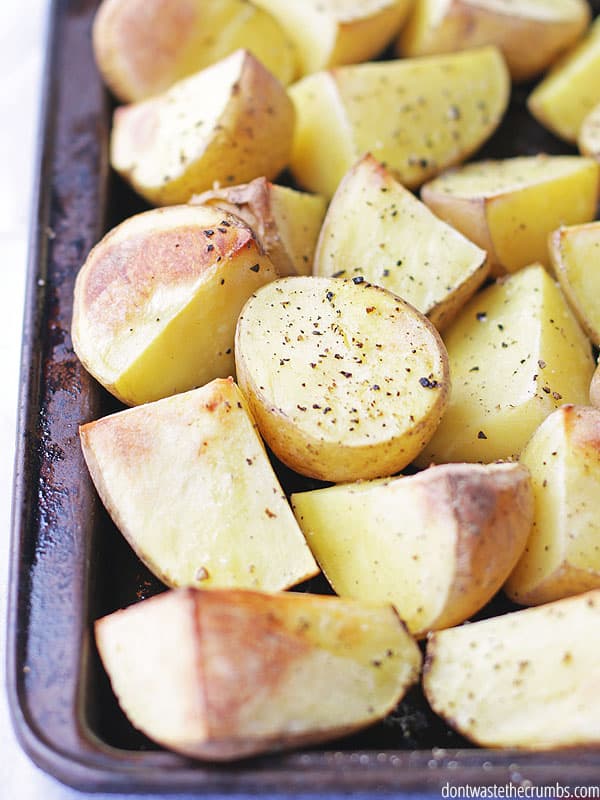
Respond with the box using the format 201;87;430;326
7;0;600;793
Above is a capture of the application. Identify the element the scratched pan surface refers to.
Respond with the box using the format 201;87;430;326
7;0;600;793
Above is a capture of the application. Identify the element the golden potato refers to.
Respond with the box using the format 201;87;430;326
292;462;533;637
72;205;277;406
424;590;600;749
313;154;489;330
96;587;422;760
111;49;295;205
417;264;594;465
289;47;509;199
80;378;318;591
235;276;450;482
578;102;600;159
421;155;599;275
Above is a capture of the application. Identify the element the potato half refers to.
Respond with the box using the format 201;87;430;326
191;178;326;278
292;462;533;637
417;264;594;465
72;205;277;406
421;155;599;275
313;154;489;331
95;587;422;760
506;406;600;605
111;49;295;206
424;590;600;749
289;47;509;199
80;378;318;591
235;276;450;482
398;0;590;81
93;0;297;102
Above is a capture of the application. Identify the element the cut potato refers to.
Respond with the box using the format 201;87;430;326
251;0;413;76
417;264;594;465
549;222;600;346
506;406;600;605
528;17;600;143
289;47;509;199
235;276;450;483
80;378;318;590
398;0;590;81
191;178;326;278
93;0;297;102
72;205;277;406
421;155;599;275
95;587;422;760
579;102;600;160
424;590;600;749
313;154;489;330
292;462;533;637
591;363;600;408
111;49;295;206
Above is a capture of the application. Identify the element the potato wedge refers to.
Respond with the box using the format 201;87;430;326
528;17;600;143
111;50;295;206
505;406;600;605
80;378;318;591
289;47;509;199
417;264;594;465
579;102;600;159
398;0;590;81
191;178;326;277
313;154;489;330
421;155;599;275
423;590;600;749
292;462;532;637
235;276;450;482
72;205;277;406
251;0;413;76
95;587;422;760
591;362;600;408
549;222;600;346
93;0;297;102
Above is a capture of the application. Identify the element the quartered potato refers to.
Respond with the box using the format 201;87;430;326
80;378;318;591
579;102;600;159
191;178;326;278
549;222;600;346
93;0;297;102
95;587;422;760
417;264;594;465
424;590;600;749
506;406;600;605
398;0;590;81
72;205;277;406
289;47;509;199
421;155;599;275
235;276;450;483
313;154;489;330
292;462;533;637
111;49;295;205
251;0;413;76
528;17;600;143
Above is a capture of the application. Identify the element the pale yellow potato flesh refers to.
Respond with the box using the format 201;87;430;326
235;276;450;482
528;17;600;143
505;406;600;605
80;379;318;591
591;363;600;407
93;0;298;102
313;154;489;330
417;264;594;465
289;47;509;199
579;102;600;159
549;222;600;346
72;205;277;407
292;462;532;637
96;588;421;760
424;590;600;749
191;178;327;278
398;0;589;81
421;155;599;275
111;50;295;206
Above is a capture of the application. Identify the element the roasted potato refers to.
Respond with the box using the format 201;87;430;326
235;276;450;482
